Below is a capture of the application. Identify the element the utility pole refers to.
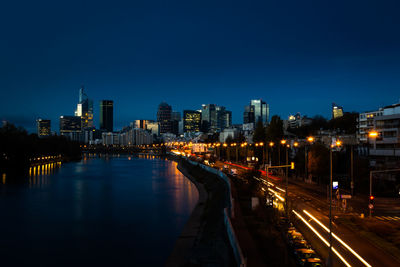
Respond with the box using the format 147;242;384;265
351;145;354;196
328;148;333;267
285;146;289;218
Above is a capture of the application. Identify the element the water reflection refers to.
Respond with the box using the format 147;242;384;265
0;156;198;266
27;162;61;187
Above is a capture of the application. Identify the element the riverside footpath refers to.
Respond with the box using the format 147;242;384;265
166;158;236;266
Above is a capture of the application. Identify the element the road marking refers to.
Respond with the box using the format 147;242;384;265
303;210;371;267
292;210;352;267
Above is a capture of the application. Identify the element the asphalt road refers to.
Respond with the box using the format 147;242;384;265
215;160;400;267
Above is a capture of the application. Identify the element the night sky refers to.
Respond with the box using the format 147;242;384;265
1;0;400;132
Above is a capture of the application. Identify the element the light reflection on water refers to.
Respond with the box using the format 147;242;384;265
0;156;198;266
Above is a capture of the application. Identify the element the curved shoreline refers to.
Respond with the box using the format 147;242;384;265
165;159;208;267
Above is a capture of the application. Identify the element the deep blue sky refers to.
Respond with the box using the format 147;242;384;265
1;0;400;132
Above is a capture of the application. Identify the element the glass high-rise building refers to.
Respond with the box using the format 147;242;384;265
157;102;172;134
36;118;51;137
250;99;269;125
243;105;255;124
244;99;269;126
201;104;231;132
74;86;93;129
183;110;201;133
100;100;114;132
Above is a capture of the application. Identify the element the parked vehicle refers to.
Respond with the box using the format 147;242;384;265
304;257;323;267
294;248;319;266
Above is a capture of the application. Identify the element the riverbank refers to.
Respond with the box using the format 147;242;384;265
166;158;235;266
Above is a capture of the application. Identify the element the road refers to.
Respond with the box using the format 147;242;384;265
216;160;400;267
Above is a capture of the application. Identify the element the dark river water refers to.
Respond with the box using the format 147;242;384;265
0;155;198;266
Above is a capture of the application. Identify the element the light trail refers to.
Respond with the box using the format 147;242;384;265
292;210;352;267
302;210;372;267
275;186;285;193
268;188;285;202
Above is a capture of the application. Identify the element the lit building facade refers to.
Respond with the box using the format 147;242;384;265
332;103;344;119
285;113;312;130
358;109;383;143
36;118;51;137
183;110;201;132
59;116;81;140
357;102;400;159
100;100;114;132
243;105;255;124
74;86;93;129
201;104;231;132
244;99;269;126
157;102;172;134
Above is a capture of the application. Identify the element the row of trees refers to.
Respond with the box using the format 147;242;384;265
0;124;81;175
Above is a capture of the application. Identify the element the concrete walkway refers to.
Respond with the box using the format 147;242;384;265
165;161;208;267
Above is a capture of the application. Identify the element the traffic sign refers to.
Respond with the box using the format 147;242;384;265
333;181;338;190
369;204;374;209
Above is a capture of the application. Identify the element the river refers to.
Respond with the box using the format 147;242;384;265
0;154;198;266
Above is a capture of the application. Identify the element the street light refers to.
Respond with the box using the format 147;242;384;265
279;139;286;165
305;136;314;181
269;142;274;166
328;139;342;267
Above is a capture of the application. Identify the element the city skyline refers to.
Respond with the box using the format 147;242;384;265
2;1;400;132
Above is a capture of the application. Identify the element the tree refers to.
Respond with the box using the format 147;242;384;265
307;143;329;184
253;120;266;143
328;112;358;134
266;115;283;142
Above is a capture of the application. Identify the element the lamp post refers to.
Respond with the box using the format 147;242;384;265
368;131;378;155
260;142;264;166
280;139;288;217
305;136;314;181
269;142;274;166
328;139;342;267
368;131;378;217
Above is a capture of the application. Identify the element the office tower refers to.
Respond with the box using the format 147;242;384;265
157;102;172;134
332;103;344;119
147;121;160;136
171;111;181;135
220;110;232;129
243;105;255;124
36;118;51;137
201;104;231;132
201;104;215;132
216;106;232;130
74;86;93;128
100;100;114;132
171;111;181;122
250;99;269;125
134;119;153;130
183;110;201;132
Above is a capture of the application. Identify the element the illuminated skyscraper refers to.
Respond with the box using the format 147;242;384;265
100;100;114;132
183;110;201;132
332;103;344;119
243;105;255;124
36;118;51;137
74;86;93;128
157;102;172;134
201;104;231;132
250;99;269;125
